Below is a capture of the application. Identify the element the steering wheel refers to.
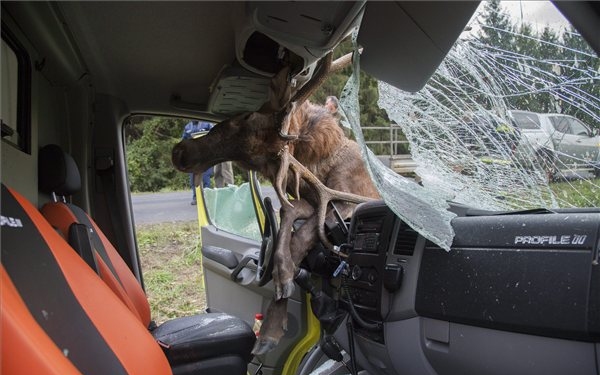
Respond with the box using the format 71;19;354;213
256;197;279;286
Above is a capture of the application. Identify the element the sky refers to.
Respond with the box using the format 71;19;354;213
466;1;570;36
501;1;569;32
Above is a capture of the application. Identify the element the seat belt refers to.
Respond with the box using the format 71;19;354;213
94;154;139;281
68;223;100;274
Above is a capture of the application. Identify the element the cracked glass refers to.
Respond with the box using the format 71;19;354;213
341;1;599;250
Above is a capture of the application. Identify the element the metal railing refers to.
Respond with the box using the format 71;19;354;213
361;124;416;174
361;124;409;154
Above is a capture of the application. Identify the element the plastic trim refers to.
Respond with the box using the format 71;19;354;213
282;294;321;375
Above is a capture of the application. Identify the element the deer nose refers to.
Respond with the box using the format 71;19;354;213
171;143;190;171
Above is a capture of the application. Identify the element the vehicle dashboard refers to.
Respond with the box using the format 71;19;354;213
336;200;600;375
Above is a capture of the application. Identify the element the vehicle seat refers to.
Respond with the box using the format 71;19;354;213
1;183;172;374
37;144;255;375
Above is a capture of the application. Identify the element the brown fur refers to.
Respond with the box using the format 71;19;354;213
172;80;379;355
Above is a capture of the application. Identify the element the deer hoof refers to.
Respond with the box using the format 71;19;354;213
252;336;279;355
276;280;295;300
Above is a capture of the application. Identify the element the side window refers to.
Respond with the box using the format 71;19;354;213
203;183;262;242
124;115;261;242
550;116;570;134
512;112;541;130
1;25;31;153
568;118;590;136
124;115;261;321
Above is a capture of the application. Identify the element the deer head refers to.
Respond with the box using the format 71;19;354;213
172;51;371;249
171;66;293;177
172;52;351;179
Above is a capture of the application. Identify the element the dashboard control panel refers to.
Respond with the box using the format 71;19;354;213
345;200;420;332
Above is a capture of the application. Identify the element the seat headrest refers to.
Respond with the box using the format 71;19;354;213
38;144;81;196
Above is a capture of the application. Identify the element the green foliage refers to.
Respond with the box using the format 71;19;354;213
310;38;393;155
477;0;514;49
477;2;599;130
125;117;189;192
559;25;600;128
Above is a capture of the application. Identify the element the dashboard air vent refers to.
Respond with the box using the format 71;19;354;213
394;224;419;256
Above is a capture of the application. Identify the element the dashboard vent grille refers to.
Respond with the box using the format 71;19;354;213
394;225;419;256
356;216;384;234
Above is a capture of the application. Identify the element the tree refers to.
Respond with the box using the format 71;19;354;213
310;38;392;155
560;25;600;128
508;22;539;111
125;117;189;192
533;26;561;113
477;0;514;50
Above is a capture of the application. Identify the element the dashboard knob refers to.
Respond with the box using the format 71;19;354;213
367;272;377;284
351;265;362;280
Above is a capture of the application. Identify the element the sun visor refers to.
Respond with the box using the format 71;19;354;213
235;1;366;77
207;64;271;115
358;1;480;93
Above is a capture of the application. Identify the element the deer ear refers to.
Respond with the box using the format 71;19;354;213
258;66;291;114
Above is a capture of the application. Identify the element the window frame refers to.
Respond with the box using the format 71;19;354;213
1;22;32;154
568;117;591;137
550;116;571;134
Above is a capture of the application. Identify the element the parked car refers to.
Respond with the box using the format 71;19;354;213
2;2;599;375
510;110;600;178
456;112;521;159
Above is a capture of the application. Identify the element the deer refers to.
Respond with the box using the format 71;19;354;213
172;51;379;354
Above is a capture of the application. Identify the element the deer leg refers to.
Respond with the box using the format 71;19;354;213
253;212;318;355
290;214;319;266
252;298;288;355
274;200;315;300
255;205;348;354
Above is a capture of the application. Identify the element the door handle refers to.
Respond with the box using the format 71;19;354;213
231;254;258;282
202;245;239;269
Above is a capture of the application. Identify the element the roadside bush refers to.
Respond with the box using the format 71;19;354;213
126;117;189;192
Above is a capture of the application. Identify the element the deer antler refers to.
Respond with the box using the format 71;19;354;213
275;50;357;208
290;52;333;105
275;143;374;248
274;143;300;207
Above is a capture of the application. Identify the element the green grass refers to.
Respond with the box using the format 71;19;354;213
136;221;206;324
550;178;600;207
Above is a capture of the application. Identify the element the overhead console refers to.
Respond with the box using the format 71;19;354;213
235;1;365;77
209;2;365;115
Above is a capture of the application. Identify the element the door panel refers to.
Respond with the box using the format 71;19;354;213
550;115;599;168
569;117;600;163
199;182;313;375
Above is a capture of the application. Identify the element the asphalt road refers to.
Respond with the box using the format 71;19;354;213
131;187;279;225
131;191;198;224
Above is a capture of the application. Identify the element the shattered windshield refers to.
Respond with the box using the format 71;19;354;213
342;1;599;250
